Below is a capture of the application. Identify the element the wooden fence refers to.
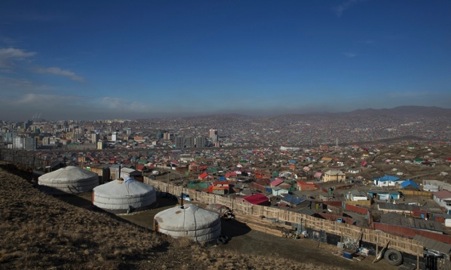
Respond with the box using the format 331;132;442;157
144;177;423;257
402;189;433;198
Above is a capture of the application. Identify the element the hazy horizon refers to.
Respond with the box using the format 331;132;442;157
1;1;451;121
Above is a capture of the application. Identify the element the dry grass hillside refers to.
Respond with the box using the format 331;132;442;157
0;163;349;270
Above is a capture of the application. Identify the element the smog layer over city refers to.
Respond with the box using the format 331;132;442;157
1;1;451;270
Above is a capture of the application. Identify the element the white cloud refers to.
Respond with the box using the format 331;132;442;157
14;93;80;105
35;66;84;82
334;0;365;17
0;47;35;69
0;76;54;95
99;97;149;112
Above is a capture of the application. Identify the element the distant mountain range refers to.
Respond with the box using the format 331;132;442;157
135;106;451;122
198;106;451;120
347;106;451;118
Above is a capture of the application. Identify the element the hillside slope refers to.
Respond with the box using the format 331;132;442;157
0;164;344;270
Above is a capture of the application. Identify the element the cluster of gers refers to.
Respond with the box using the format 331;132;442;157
37;166;223;244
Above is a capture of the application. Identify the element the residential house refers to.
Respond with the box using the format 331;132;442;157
423;180;451;192
270;178;284;188
373;175;401;187
279;194;306;207
313;171;323;180
208;181;230;195
433;190;451;214
368;190;401;201
322;170;346;182
225;171;238;181
347;190;368;202
380;212;444;234
243;193;270;206
296;180;318;191
400;179;420;190
272;187;290;196
198;172;209;181
377;202;417;215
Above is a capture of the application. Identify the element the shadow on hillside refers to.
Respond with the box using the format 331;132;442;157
221;218;251;239
34;184;155;232
154;192;179;208
0;163;34;181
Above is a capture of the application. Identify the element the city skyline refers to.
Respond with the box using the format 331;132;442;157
1;0;451;121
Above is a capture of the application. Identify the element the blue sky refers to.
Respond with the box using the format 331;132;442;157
1;0;450;121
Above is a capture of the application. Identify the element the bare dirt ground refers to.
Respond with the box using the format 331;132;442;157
0;163;398;270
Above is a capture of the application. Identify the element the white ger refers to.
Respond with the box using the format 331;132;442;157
92;177;156;213
38;166;99;194
154;203;221;244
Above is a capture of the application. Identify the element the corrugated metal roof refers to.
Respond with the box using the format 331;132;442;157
270;178;284;187
434;190;451;199
380;213;444;232
401;179;419;189
378;202;418;211
298;208;316;216
280;194;306;205
413;235;451;255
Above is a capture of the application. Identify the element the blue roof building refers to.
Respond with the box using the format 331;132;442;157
373;175;401;187
400;179;420;190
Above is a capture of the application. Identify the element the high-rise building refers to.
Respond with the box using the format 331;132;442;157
156;130;163;140
12;136;36;150
3;132;13;143
209;129;218;142
24;137;36;150
195;136;206;148
185;137;194;148
97;140;104;150
91;133;99;144
163;132;172;140
175;136;184;149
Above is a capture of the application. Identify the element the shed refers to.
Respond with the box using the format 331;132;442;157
154;204;221;243
92;177;156;213
38;166;99;194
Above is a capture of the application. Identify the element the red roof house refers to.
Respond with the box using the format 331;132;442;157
243;193;270;206
208;181;230;195
297;181;319;191
198;172;209;181
270;178;284;187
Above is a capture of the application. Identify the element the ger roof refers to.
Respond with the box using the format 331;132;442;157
39;166;98;182
93;178;155;197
